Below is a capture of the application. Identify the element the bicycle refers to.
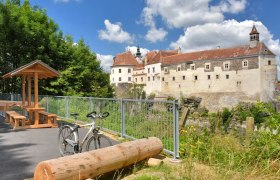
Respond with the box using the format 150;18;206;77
58;111;113;156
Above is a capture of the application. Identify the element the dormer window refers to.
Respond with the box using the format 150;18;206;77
164;67;169;73
177;65;181;71
205;63;210;70
242;60;248;68
223;62;230;70
190;64;195;70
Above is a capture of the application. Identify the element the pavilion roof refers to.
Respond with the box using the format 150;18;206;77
2;60;60;79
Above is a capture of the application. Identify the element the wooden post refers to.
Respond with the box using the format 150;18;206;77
22;75;26;107
34;72;38;108
28;76;32;107
246;117;254;145
34;137;163;180
179;107;190;130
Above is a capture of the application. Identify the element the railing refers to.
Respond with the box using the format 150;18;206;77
0;93;180;159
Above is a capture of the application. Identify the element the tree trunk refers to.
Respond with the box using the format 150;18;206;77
34;137;163;180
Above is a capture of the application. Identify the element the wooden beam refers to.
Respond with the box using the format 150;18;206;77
28;76;32;106
34;72;38;108
22;75;26;107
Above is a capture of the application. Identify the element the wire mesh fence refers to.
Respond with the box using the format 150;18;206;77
0;93;179;158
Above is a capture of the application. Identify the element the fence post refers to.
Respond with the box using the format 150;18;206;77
90;97;93;112
173;100;180;159
65;96;69;118
121;99;125;138
46;95;49;112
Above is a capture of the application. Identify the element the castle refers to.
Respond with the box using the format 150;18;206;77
110;26;278;111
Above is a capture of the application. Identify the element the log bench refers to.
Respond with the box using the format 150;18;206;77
6;111;26;129
38;111;57;127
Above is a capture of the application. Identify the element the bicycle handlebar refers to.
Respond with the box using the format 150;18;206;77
86;111;110;118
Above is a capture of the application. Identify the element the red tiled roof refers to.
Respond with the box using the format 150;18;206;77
134;63;145;70
162;42;275;65
112;51;138;66
147;49;179;65
146;51;157;63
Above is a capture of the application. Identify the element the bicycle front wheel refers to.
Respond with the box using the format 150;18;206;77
58;125;78;156
86;134;113;151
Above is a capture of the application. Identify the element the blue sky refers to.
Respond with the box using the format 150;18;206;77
28;0;280;73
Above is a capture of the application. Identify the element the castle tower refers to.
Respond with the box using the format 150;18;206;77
135;45;142;58
249;25;259;48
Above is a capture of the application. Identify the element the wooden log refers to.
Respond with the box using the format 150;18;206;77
147;158;163;167
34;137;163;180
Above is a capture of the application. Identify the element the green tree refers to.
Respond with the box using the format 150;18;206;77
0;0;113;97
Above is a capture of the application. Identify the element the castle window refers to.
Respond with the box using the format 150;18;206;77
119;69;121;73
119;77;122;81
112;78;114;82
128;77;131;81
223;62;230;70
148;77;150;81
226;74;229;79
216;75;219;79
153;76;155;81
148;68;150;73
268;60;271;65
190;64;195;70
153;67;155;73
162;77;164;81
242;60;248;68
177;65;181;71
205;63;210;70
164;67;169;73
182;75;185;80
141;77;143;82
112;69;114;74
173;77;175;81
128;69;131;73
207;75;211;80
135;78;137;82
194;75;198;80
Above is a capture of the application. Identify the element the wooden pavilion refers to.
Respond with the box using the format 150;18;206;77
2;60;60;129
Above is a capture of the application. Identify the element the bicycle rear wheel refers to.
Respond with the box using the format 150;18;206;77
58;125;78;156
86;134;113;151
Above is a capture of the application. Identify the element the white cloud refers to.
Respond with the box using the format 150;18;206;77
145;28;168;43
125;46;150;57
141;0;247;28
98;19;134;44
170;20;280;55
96;54;114;72
213;0;247;14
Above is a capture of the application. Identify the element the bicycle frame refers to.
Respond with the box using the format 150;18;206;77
75;120;99;152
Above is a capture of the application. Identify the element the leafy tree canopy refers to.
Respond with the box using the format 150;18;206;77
0;0;113;97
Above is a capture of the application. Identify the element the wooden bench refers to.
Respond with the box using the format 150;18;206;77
6;111;26;129
39;111;57;127
6;111;17;123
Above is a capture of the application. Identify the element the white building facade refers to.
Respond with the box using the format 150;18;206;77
110;26;278;111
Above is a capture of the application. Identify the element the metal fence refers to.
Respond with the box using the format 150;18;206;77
0;93;180;158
